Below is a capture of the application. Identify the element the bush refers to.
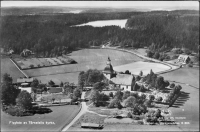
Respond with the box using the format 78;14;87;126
122;91;131;100
127;112;132;118
29;64;34;68
108;99;122;109
124;96;137;108
156;97;163;102
170;83;175;88
130;92;139;98
149;95;155;101
5;105;33;116
144;100;152;107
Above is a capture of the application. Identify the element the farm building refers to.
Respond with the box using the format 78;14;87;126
47;87;63;94
18;83;32;93
103;57;134;91
17;77;34;84
20;49;33;57
177;55;190;64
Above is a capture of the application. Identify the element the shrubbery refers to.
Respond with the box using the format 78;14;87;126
107;99;123;109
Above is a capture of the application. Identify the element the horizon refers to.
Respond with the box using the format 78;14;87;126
1;1;199;11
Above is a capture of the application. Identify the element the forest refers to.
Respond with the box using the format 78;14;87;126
1;10;199;57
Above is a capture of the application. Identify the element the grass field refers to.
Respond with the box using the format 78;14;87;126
1;56;25;83
161;67;199;131
23;49;143;84
114;61;170;75
1;105;80;132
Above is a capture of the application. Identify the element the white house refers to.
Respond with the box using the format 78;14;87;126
18;83;32;93
177;55;190;64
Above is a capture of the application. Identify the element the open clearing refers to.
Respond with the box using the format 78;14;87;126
23;49;143;84
1;105;80;132
114;61;170;75
74;19;128;28
1;57;25;83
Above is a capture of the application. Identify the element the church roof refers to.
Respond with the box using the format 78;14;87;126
109;74;133;86
103;65;114;74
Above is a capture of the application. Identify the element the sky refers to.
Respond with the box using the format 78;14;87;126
1;1;199;10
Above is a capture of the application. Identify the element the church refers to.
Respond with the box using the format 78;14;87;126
103;57;135;91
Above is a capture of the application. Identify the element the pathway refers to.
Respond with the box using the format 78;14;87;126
61;92;105;131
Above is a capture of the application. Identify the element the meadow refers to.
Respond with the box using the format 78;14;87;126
1;105;80;132
114;61;170;75
1;56;25;83
23;49;143;84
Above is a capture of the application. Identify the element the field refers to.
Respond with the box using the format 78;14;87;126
1;105;80;132
13;55;74;70
23;49;143;84
74;19;128;28
161;67;199;131
114;61;170;75
1;56;25;83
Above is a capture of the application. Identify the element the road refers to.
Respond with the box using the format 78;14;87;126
104;46;180;74
61;92;88;131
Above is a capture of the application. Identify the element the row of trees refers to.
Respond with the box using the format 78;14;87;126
141;70;170;90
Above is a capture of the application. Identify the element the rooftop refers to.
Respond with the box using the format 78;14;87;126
108;74;134;86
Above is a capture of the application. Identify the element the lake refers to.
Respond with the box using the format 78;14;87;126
73;19;128;28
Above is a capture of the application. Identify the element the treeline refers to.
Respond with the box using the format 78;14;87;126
1;10;199;58
1;12;143;57
126;10;199;52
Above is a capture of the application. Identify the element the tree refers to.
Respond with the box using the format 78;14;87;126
164;80;170;87
63;82;73;95
93;82;107;92
108;99;122;109
89;90;101;106
147;50;154;58
149;95;155;101
155;76;165;90
144;100;152;107
1;74;20;106
138;85;145;92
122;91;131;100
48;80;55;87
16;91;33;110
109;92;114;98
73;88;82;99
60;81;64;87
125;70;131;74
30;78;39;93
170;83;175;88
124;96;137;108
87;69;104;86
130;92;139;98
99;93;109;102
114;90;123;101
135;76;141;81
78;71;85;90
139;71;143;76
2;73;13;85
153;52;160;59
133;83;140;91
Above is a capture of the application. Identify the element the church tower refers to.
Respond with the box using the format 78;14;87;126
103;56;114;79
